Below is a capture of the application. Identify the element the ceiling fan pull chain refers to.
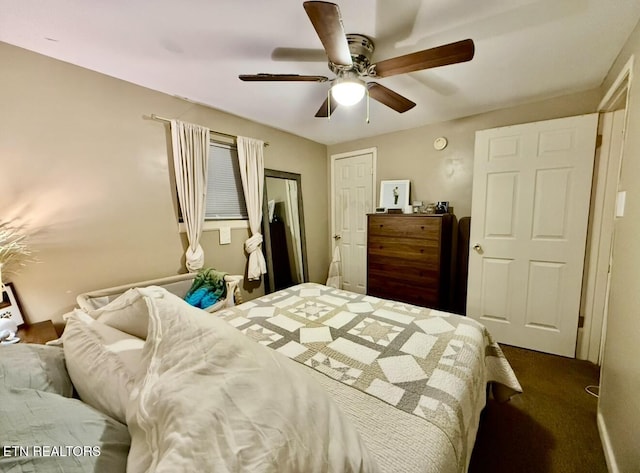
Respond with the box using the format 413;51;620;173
327;89;332;121
365;88;370;124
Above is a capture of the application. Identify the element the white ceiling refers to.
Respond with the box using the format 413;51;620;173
2;0;639;145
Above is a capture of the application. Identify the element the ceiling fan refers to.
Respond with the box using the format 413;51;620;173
239;1;475;119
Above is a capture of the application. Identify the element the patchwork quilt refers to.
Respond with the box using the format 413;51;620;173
217;283;522;471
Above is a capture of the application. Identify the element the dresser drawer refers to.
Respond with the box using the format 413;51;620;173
367;278;439;309
368;215;441;240
367;235;440;262
368;265;440;287
367;252;441;274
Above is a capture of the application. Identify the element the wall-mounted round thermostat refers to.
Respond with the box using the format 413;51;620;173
433;136;448;150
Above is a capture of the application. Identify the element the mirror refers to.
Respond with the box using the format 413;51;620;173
262;169;308;293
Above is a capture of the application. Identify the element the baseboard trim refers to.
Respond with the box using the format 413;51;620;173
597;410;620;473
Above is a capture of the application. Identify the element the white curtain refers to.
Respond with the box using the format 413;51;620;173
237;136;267;280
170;119;210;272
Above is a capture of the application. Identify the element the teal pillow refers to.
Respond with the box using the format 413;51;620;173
0;344;74;397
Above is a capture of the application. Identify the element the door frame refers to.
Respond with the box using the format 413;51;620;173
329;148;377;286
577;56;633;363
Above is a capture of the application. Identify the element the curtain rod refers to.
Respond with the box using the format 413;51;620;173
150;114;269;147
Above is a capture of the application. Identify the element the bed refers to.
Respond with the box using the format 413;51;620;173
0;277;521;473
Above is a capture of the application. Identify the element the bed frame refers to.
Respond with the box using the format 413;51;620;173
76;273;243;313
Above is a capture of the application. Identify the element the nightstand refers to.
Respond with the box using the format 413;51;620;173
16;320;59;345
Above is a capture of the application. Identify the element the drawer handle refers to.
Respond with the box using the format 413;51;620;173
379;246;383;249
420;249;424;253
421;226;424;230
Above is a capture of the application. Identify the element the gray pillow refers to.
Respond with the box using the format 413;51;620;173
0;344;73;397
0;386;130;472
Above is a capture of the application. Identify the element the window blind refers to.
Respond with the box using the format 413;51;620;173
205;143;248;220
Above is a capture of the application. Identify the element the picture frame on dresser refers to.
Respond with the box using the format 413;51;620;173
0;282;25;326
379;180;410;209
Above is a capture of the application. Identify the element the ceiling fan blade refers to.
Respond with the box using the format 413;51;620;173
373;39;475;78
315;96;339;118
239;74;328;82
303;1;352;67
367;83;416;113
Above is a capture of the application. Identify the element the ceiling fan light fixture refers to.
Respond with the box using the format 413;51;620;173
331;78;366;106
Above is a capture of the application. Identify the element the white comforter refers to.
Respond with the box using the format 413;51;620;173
125;287;378;473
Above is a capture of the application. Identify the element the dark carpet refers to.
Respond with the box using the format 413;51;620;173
468;344;606;473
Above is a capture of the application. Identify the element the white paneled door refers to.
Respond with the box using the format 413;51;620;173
331;149;375;294
467;114;598;357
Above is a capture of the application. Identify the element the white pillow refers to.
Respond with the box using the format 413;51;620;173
84;288;156;340
62;310;144;424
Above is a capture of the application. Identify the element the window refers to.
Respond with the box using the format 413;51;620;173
205;143;248;220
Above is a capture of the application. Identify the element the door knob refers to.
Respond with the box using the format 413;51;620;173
473;243;482;252
333;234;341;240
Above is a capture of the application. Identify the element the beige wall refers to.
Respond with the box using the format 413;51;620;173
327;90;601;219
0;42;329;326
597;19;640;473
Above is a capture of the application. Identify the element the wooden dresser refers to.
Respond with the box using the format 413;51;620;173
367;213;453;310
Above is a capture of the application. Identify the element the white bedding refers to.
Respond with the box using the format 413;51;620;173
125;287;378;473
65;281;521;473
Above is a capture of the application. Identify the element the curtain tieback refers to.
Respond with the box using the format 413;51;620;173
244;233;263;254
185;245;205;272
245;233;267;280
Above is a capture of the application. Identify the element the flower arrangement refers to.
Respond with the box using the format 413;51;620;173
0;222;31;289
